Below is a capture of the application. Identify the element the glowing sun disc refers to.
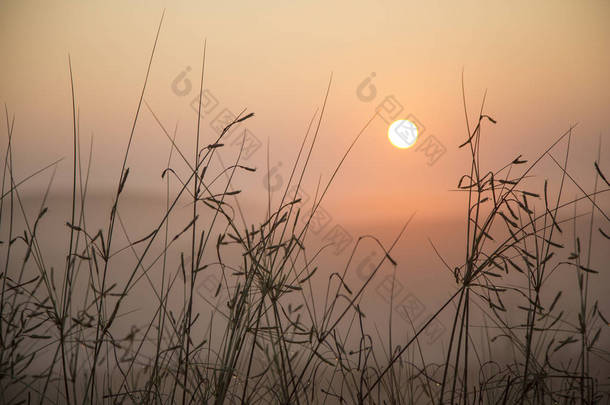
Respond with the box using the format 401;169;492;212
388;120;418;149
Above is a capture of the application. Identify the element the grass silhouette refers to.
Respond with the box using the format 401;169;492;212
1;16;609;405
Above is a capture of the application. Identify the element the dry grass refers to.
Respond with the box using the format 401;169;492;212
1;18;609;405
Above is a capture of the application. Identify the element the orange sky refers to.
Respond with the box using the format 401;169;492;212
1;0;609;225
1;1;610;366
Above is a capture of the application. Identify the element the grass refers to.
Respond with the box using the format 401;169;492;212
1;21;609;405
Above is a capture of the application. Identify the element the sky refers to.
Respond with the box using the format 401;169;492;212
1;0;609;357
1;1;609;218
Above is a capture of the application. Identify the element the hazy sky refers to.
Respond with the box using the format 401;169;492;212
1;1;609;368
1;0;609;248
2;1;609;221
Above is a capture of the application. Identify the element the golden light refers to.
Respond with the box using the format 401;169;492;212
388;120;418;149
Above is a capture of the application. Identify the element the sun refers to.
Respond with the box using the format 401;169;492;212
388;120;418;149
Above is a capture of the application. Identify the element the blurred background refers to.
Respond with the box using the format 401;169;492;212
1;0;609;359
